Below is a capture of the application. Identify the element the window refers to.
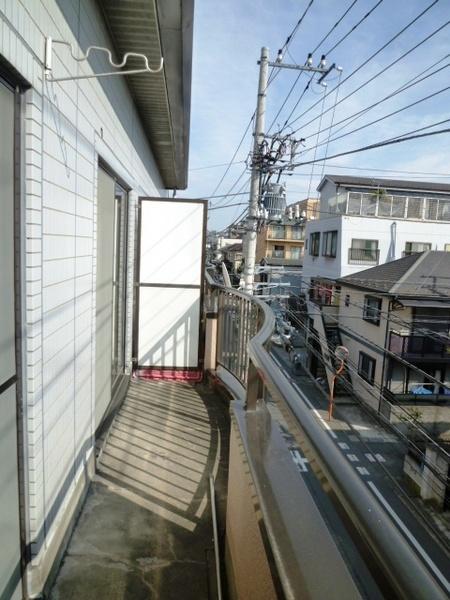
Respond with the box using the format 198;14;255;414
290;246;301;259
437;199;450;221
348;192;362;215
291;226;303;240
404;241;431;256
406;196;424;219
272;245;284;258
358;352;376;385
269;224;285;239
322;230;338;257
378;194;392;217
363;295;382;326
349;239;379;263
309;232;320;256
425;198;438;220
361;193;377;216
344;294;350;307
391;195;406;218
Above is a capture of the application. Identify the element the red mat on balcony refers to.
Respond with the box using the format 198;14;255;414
134;368;203;382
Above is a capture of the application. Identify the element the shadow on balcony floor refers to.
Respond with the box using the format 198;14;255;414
50;378;230;600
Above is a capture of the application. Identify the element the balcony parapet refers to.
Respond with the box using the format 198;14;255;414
204;269;448;600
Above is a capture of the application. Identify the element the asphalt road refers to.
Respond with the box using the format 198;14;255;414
270;344;450;598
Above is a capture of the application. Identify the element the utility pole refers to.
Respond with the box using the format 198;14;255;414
243;49;339;294
243;46;269;295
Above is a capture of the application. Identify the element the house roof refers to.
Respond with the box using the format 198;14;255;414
338;251;450;299
224;243;243;253
317;174;450;195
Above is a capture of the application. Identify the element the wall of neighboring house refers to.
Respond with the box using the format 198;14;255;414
303;213;450;284
338;286;389;411
1;0;166;595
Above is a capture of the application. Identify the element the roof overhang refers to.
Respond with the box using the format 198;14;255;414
98;0;194;189
398;298;450;308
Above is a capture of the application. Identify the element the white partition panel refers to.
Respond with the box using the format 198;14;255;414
136;199;206;369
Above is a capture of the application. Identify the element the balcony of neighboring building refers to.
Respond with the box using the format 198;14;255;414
389;330;450;362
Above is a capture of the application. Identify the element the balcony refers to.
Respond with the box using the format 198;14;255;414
348;247;380;265
389;331;450;360
202;272;445;599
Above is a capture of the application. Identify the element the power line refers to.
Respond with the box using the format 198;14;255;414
322;0;384;55
311;0;359;53
301;84;450;157
275;122;450;173
286;1;443;133
189;160;245;171
298;57;450;152
273;0;380;134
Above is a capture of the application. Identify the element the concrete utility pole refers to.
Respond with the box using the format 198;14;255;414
243;46;269;295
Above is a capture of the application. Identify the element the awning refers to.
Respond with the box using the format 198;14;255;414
398;298;450;308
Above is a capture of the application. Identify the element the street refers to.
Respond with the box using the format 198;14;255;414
270;345;450;597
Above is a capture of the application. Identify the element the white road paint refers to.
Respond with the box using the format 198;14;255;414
274;352;338;439
357;467;370;476
347;454;359;462
367;481;450;594
365;453;376;462
375;453;386;463
338;442;350;450
291;449;309;473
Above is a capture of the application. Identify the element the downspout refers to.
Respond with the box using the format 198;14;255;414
379;297;391;414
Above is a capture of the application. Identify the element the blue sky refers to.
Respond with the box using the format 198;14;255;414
186;0;450;230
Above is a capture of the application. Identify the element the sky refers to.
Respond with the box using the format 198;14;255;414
185;0;450;231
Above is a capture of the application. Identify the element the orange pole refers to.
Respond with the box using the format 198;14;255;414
328;360;344;421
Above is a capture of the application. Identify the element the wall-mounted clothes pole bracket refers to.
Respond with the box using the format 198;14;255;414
44;37;163;82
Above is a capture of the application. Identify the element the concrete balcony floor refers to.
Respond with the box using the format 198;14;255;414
50;378;230;600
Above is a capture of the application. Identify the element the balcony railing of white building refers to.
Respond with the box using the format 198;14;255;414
334;191;450;222
203;269;448;600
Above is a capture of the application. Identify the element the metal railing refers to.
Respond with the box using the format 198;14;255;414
389;331;450;359
348;247;380;264
204;270;448;600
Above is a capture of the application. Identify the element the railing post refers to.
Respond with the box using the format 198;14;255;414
246;359;263;411
204;289;219;371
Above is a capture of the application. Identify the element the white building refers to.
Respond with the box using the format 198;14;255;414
301;174;450;397
0;1;194;597
303;175;450;291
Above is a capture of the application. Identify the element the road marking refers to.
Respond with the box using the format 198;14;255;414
291;381;314;409
365;453;376;463
367;481;450;593
375;453;386;463
290;378;338;439
312;408;338;439
347;454;359;462
338;442;350;450
290;449;309;472
357;466;370;476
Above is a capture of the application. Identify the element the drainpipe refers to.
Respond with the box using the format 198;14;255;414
380;298;391;414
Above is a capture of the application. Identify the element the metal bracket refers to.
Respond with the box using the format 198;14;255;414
44;37;163;82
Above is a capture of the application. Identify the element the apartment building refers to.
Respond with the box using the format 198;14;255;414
336;252;450;507
0;1;194;597
303;175;450;298
255;197;318;266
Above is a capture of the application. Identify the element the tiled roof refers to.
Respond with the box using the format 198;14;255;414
339;251;450;298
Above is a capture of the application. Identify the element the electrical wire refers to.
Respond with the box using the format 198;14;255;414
285;1;443;133
299;57;450;153
300;83;450;158
274;122;450;173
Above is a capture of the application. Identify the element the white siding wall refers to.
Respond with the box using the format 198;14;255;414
0;0;167;586
303;214;450;283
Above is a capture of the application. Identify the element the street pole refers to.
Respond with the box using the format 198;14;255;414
243;46;269;295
